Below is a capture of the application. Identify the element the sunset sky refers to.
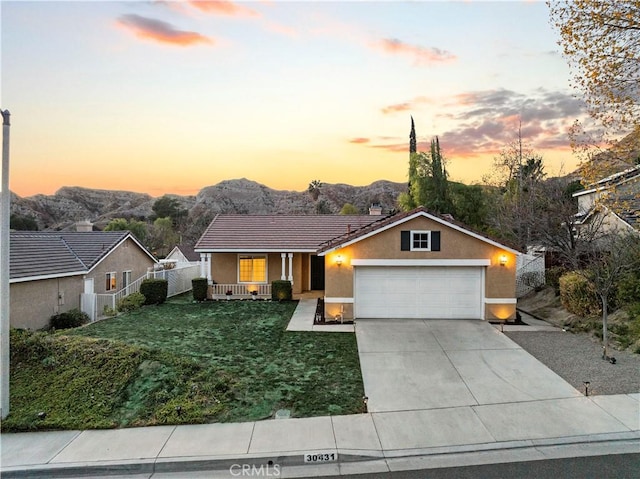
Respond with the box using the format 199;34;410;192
2;1;586;198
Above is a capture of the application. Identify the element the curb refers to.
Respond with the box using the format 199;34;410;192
3;431;639;478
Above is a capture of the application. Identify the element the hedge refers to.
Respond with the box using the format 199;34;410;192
117;292;146;312
50;309;89;330
140;279;168;305
271;280;292;301
559;271;601;317
192;277;208;302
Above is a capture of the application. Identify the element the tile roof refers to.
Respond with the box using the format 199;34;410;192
317;207;522;254
10;231;137;281
173;243;200;262
195;214;383;251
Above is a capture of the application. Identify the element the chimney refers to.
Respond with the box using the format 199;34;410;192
369;204;382;216
76;220;93;232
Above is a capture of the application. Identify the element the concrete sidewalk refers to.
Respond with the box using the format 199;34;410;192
2;404;638;478
2;309;639;478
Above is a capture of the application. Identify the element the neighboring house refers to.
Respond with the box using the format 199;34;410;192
162;243;200;268
573;164;640;233
10;230;157;330
195;207;519;321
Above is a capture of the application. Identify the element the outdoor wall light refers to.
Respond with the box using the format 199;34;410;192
335;255;343;266
499;254;508;266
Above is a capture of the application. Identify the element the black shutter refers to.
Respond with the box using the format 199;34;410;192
401;231;411;251
431;231;441;251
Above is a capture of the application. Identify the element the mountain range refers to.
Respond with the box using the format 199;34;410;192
10;178;407;242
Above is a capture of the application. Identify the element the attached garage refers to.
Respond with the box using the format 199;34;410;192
354;265;484;319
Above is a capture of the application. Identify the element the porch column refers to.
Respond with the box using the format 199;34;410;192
200;254;207;278
287;253;294;283
206;253;213;284
280;253;286;280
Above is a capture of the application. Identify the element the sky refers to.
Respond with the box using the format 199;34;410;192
1;0;587;198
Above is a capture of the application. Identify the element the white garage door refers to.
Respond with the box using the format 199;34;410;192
355;266;483;319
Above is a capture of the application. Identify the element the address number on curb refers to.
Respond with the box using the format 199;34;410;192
304;451;338;463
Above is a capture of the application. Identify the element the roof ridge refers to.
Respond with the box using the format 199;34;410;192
59;236;90;269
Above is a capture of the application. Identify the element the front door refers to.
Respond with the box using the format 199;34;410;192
310;255;325;290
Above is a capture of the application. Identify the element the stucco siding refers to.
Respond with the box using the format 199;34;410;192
87;238;155;294
209;252;304;293
10;276;83;330
324;216;517;320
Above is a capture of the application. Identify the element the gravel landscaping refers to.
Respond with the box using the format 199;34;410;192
505;329;640;396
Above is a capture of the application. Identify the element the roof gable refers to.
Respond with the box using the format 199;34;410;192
10;233;87;281
195;214;383;252
318;207;521;255
10;231;157;282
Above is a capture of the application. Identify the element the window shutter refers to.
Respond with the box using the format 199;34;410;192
401;231;411;251
431;231;441;251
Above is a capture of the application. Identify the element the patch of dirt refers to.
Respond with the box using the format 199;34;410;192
517;287;579;328
518;287;638;353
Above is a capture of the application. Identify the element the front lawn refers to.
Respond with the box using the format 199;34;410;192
3;296;365;432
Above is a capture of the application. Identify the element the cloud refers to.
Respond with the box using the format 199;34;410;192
117;14;213;46
372;38;456;65
187;1;259;17
381;96;432;115
364;89;586;159
348;137;371;144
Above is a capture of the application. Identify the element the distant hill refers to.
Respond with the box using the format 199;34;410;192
574;128;640;180
10;179;407;243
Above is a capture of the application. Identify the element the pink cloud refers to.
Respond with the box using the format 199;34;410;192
380;96;432;115
187;1;259;17
117;14;213;46
348;137;371;144
373;38;456;65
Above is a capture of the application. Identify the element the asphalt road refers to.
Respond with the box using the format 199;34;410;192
78;453;640;479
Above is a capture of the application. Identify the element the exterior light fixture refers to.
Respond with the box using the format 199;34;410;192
499;254;508;266
336;255;343;266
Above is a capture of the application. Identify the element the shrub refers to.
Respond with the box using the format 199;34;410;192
616;271;640;307
546;266;566;295
559;271;601;317
117;292;146;312
140;279;168;305
50;309;89;330
271;280;292;301
192;278;208;302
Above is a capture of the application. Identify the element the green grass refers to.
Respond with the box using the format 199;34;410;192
3;296;365;432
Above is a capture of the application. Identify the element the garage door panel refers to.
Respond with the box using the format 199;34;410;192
355;266;482;319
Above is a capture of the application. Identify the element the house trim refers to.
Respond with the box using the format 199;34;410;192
484;298;517;304
87;233;157;274
195;248;316;253
350;259;491;267
319;210;520;256
9;271;86;284
324;297;354;303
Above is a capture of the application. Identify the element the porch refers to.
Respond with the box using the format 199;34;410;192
209;284;325;301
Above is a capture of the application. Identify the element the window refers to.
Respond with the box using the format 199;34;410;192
106;272;117;291
401;230;441;252
238;256;267;283
412;231;431;251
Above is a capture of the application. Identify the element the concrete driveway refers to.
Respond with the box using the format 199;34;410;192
356;319;582;413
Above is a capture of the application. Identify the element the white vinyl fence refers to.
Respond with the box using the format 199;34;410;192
516;253;546;298
82;264;201;321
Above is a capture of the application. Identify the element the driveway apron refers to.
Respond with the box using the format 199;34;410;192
355;319;582;413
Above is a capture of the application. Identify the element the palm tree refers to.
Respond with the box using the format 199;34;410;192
308;180;323;201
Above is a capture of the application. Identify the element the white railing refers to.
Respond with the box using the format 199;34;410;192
211;283;271;299
516;253;546;298
83;265;201;321
148;264;200;297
